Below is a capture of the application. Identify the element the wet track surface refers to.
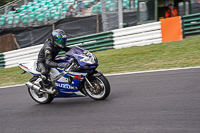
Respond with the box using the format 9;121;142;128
1;68;200;133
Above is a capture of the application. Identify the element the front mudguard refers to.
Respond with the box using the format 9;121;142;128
87;70;103;77
78;70;103;95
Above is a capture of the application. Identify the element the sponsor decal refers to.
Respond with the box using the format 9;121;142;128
45;50;51;54
55;83;78;90
22;65;28;69
73;76;82;80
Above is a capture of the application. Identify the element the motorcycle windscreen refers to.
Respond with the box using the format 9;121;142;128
66;46;85;56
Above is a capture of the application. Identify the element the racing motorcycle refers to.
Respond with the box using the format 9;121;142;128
19;46;110;104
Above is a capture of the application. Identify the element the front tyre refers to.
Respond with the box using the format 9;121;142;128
84;75;110;100
28;76;54;104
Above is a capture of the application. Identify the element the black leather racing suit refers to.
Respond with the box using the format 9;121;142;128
37;38;70;84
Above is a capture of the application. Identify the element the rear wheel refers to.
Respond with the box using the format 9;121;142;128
84;75;110;100
28;76;54;104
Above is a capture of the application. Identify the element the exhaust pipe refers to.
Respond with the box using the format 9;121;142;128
46;88;56;94
26;82;41;93
26;82;56;95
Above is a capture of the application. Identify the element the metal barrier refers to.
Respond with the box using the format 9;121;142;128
0;53;5;69
0;31;114;69
66;31;113;51
112;22;162;49
182;13;200;37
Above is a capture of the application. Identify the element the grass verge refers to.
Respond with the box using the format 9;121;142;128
1;36;200;87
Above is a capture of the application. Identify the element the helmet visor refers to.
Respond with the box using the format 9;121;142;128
57;37;67;45
54;36;67;48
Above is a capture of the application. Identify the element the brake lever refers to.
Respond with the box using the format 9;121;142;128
63;63;69;70
53;58;75;82
62;58;74;72
69;58;74;63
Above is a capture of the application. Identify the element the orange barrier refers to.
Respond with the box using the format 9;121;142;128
160;16;183;43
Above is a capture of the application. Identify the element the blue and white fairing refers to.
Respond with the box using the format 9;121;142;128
65;46;99;71
49;67;87;97
51;46;99;98
19;61;41;76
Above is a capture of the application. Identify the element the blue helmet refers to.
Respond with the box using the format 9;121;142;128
52;29;67;48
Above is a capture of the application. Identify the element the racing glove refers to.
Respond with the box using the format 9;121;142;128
58;63;68;68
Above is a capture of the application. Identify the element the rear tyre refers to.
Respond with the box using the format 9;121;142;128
84;75;110;100
28;76;54;104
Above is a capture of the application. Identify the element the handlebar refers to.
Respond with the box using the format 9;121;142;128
64;58;75;72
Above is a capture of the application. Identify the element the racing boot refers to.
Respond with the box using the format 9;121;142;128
43;82;51;90
41;75;56;94
41;75;51;90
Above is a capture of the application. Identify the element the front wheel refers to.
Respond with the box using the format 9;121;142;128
84;75;110;100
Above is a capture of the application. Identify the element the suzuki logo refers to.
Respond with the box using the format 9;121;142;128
55;83;78;90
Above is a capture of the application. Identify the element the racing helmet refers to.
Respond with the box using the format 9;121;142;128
52;29;67;48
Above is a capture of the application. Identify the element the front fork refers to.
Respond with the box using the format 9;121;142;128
84;71;103;90
85;77;95;90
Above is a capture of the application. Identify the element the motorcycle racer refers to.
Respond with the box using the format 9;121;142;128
37;29;71;89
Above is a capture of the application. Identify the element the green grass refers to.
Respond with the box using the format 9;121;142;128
1;36;200;87
96;36;200;73
0;67;32;87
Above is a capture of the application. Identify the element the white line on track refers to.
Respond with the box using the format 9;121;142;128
0;84;24;89
1;66;200;89
105;66;200;76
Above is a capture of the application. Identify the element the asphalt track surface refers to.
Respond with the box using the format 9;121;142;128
1;68;200;133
